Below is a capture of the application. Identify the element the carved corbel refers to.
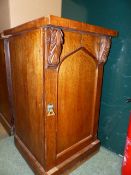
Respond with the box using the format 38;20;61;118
45;27;64;68
97;36;111;64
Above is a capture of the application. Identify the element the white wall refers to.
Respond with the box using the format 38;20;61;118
9;0;62;27
0;0;62;31
0;0;10;31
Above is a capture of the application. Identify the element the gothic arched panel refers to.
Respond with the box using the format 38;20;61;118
57;49;97;155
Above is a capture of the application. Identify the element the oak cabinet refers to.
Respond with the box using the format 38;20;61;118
3;16;117;174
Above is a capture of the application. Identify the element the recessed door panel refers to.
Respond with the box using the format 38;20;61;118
57;49;97;155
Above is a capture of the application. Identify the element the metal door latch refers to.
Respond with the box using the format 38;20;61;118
47;104;55;116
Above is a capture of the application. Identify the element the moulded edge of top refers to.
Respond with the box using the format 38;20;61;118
3;15;118;37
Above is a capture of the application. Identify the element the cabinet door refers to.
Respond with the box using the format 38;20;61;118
56;48;98;161
45;29;104;170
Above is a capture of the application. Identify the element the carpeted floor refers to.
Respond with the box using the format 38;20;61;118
0;123;8;140
0;123;122;175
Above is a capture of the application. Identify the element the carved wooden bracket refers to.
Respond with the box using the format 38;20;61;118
45;27;64;68
97;36;111;64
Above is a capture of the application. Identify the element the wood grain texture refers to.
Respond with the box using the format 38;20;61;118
9;29;45;166
44;69;58;171
3;15;118;37
0;38;14;135
48;15;118;36
3;16;117;174
57;50;96;152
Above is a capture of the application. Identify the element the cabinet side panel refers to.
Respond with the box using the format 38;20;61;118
9;29;44;165
0;39;12;132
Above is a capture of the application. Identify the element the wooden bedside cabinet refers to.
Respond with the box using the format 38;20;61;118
3;15;118;174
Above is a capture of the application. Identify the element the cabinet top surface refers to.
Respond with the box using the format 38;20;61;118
3;15;118;37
